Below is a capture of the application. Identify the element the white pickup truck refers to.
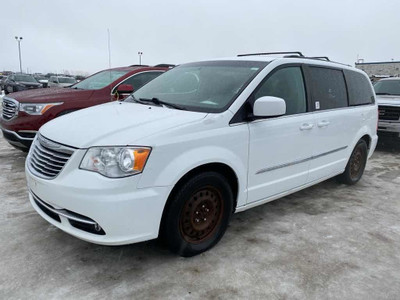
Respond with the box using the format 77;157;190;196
375;78;400;137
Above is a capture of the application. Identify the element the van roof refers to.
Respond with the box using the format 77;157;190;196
196;55;358;72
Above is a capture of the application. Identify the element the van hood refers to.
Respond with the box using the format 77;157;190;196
376;95;400;106
9;87;94;103
39;102;207;148
18;81;42;88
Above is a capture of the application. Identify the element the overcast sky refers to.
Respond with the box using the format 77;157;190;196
1;0;399;75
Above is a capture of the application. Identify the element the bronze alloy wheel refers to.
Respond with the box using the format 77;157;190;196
349;145;366;180
337;139;368;185
162;171;233;256
179;186;224;244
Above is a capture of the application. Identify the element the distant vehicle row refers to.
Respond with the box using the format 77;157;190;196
1;74;80;93
375;77;400;137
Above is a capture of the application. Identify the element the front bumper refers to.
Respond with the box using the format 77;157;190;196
25;148;171;245
378;120;400;136
1;128;36;149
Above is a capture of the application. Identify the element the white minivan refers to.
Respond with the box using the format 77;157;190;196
48;76;77;88
25;52;378;256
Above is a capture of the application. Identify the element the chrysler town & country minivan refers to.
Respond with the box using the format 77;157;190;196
25;52;378;256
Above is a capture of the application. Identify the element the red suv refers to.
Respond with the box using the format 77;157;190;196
1;65;171;151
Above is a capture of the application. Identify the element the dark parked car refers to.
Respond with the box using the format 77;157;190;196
34;75;49;88
0;75;7;90
4;74;42;94
0;65;171;151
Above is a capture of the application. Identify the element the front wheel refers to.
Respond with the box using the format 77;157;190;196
337;139;368;185
161;172;233;257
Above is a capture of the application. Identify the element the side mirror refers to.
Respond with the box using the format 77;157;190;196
253;96;286;117
117;84;134;94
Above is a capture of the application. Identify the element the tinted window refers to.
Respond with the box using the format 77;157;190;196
374;79;400;96
345;71;375;105
254;67;306;115
121;72;163;91
309;67;347;110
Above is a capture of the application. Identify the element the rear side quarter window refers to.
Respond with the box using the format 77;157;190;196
344;70;375;105
309;67;348;110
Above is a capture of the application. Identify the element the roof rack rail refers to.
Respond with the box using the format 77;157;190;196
309;56;330;61
154;64;175;68
237;51;351;67
237;51;304;57
129;64;149;67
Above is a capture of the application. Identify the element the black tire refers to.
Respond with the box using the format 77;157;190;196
4;86;10;94
161;171;233;257
337;139;368;185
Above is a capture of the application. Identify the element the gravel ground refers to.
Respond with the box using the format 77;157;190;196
0;133;399;299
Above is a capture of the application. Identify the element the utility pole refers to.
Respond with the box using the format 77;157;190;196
15;36;23;73
138;51;143;65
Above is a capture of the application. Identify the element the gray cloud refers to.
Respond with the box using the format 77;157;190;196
1;0;399;74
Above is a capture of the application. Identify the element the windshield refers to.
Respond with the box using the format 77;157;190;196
72;70;129;90
131;61;267;112
58;77;76;84
15;75;37;83
374;80;400;96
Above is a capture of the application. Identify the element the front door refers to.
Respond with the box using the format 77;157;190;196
247;65;315;203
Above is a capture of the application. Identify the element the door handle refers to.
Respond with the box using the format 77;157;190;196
317;120;330;128
300;123;314;130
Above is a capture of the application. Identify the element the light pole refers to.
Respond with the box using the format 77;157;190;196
15;36;23;73
138;51;143;65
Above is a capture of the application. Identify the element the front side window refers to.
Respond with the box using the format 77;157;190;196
72;70;129;90
309;67;347;110
374;80;400;96
131;61;267;112
117;72;163;93
254;66;307;115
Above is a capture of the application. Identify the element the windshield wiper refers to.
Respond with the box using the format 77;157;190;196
138;97;186;110
376;92;394;95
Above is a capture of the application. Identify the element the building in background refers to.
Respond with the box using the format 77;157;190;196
355;60;400;82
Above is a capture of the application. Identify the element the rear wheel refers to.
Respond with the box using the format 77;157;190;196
337;139;368;185
161;172;233;257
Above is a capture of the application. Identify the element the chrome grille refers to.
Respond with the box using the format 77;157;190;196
2;97;19;120
379;105;400;121
28;135;75;179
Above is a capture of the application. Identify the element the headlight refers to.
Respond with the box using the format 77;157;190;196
80;146;151;178
19;102;63;115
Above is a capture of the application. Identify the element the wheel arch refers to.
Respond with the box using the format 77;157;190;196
158;162;239;236
348;126;374;157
